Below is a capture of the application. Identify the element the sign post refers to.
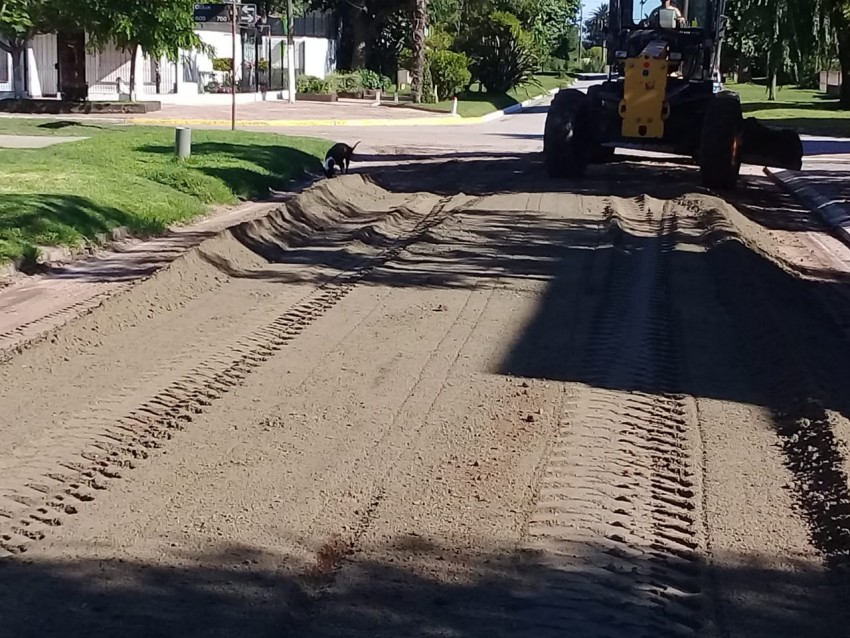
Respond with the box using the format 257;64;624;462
193;3;258;130
231;2;237;130
286;0;296;103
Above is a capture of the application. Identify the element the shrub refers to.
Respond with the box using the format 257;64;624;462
397;47;414;72
427;49;471;100
581;46;607;73
426;28;454;52
212;58;233;73
296;75;332;94
460;11;539;93
421;58;437;103
359;69;392;91
329;71;364;93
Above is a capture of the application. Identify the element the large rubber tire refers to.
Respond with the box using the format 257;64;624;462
544;89;591;178
585;84;616;164
698;92;743;190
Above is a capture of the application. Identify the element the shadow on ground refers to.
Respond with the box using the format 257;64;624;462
749;117;850;138
193;151;850;571
803;139;850;156
0;539;844;638
0;194;151;267
136;141;324;199
742;100;841;113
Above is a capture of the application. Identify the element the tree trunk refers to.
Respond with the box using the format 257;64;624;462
129;42;139;101
1;38;28;99
766;46;779;101
12;42;27;99
411;0;427;103
350;11;372;69
839;29;850;108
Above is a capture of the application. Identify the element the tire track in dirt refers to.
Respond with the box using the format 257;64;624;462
0;194;481;558
0;290;124;362
522;195;704;637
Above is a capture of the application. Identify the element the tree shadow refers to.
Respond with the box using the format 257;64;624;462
0;538;846;637
36;120;114;132
749;117;850;138
0;194;153;267
742;101;840;113
512;105;549;115
803;138;850;156
135;142;324;200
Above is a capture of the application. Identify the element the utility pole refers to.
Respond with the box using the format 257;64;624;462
577;3;583;66
286;0;296;103
231;0;237;130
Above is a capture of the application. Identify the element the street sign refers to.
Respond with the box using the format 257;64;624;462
192;2;261;133
193;3;230;23
193;3;258;26
237;4;258;26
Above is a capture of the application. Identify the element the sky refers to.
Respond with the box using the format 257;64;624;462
581;0;655;23
580;0;606;22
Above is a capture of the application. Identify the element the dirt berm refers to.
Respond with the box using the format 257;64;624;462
1;165;850;638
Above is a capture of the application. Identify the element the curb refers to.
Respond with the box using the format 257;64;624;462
130;88;563;128
764;167;850;247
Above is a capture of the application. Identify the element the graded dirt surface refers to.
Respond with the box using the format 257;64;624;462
2;143;850;638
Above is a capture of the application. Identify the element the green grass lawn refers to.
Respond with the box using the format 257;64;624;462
407;74;572;118
0;120;329;265
726;82;850;137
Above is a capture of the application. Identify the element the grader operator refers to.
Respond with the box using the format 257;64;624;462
543;0;804;188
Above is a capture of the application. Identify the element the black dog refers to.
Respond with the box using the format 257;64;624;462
323;141;361;178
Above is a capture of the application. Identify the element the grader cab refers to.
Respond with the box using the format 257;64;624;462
544;0;803;188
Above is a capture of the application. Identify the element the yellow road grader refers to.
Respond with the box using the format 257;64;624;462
544;0;804;188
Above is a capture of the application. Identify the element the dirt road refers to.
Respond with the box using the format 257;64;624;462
2;141;850;637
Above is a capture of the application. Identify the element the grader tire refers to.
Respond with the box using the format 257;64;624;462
699;92;743;190
544;89;592;178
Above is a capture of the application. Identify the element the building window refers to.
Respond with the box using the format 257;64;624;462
0;52;9;84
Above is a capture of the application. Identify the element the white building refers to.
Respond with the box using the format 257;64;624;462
0;11;337;103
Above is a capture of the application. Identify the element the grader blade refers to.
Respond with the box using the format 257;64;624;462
739;117;804;171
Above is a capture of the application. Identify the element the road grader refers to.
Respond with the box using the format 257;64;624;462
544;0;804;188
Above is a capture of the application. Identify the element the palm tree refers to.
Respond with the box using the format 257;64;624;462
411;0;427;102
584;3;608;46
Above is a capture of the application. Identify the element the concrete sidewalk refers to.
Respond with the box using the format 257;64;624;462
765;136;850;247
0;134;86;148
129;98;457;127
129;88;563;127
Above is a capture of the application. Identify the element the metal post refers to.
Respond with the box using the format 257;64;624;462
286;0;296;103
231;1;237;130
254;32;259;93
175;127;192;160
577;4;583;67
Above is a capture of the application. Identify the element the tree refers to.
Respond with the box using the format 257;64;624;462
827;0;850;106
725;0;840;101
459;10;538;92
310;0;407;69
411;0;427;101
0;0;63;98
80;0;207;100
426;0;580;61
584;3;607;47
